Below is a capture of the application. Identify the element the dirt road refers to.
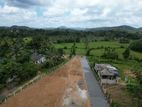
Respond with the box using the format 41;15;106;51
0;56;90;107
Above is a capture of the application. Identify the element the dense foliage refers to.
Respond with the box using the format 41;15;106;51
0;26;142;43
0;36;64;91
129;40;142;52
101;47;118;59
123;48;130;59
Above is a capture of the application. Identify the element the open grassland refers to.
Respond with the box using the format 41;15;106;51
54;41;142;79
54;41;142;59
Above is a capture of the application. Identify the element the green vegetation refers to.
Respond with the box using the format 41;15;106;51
122;48;130;59
54;40;142;106
129;39;142;52
0;26;142;106
0;36;64;92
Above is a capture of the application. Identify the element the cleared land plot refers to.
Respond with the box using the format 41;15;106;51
0;56;90;107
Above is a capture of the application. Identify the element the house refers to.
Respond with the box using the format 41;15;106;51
31;53;46;64
94;64;119;84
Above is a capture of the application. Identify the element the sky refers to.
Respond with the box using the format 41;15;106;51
0;0;142;28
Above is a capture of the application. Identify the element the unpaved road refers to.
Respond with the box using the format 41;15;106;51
81;57;109;107
0;56;90;107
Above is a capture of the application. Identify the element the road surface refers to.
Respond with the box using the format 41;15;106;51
81;57;109;107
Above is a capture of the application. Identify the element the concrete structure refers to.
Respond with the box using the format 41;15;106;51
95;64;119;84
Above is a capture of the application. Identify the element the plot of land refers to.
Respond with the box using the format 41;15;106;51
0;56;90;107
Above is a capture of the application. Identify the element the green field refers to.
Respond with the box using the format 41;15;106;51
55;40;142;106
54;41;142;80
55;41;142;59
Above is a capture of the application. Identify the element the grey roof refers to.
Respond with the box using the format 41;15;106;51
31;53;45;61
95;64;119;76
100;69;115;76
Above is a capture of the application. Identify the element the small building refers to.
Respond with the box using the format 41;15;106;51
31;53;46;64
94;64;119;84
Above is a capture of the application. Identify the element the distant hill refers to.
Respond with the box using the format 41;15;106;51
0;25;141;32
10;25;31;30
0;25;31;30
0;25;142;39
85;25;141;32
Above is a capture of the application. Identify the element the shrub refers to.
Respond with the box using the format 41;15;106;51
129;40;142;52
122;48;130;59
101;47;118;59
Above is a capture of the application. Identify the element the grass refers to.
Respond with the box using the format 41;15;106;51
54;40;142;107
55;41;128;49
54;41;141;59
54;41;142;80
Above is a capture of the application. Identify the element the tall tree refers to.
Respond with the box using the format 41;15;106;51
123;48;130;59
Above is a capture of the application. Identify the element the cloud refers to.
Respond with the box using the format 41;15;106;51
0;0;142;28
5;0;52;8
0;4;37;27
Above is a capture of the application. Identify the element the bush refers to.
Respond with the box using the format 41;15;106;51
120;45;124;48
122;48;130;59
119;38;130;43
101;47;118;59
64;46;67;49
127;83;142;98
129;40;142;52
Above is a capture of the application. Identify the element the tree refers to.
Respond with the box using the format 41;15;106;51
123;48;130;59
57;48;64;56
129;40;142;52
84;37;89;50
70;42;76;57
101;47;118;59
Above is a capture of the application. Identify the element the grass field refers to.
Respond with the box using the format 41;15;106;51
54;41;142;59
54;41;142;80
55;41;142;107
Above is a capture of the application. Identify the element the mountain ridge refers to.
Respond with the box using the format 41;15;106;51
0;25;141;32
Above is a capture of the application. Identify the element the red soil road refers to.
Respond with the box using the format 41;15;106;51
0;56;90;107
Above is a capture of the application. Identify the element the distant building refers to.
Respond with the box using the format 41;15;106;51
31;53;46;64
94;64;119;84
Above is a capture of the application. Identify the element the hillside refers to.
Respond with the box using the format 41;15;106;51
0;25;142;40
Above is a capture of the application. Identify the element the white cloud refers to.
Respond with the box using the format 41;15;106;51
0;0;142;28
0;5;18;14
0;5;37;26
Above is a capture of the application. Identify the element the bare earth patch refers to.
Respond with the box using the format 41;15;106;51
0;56;90;107
123;69;136;79
104;84;134;107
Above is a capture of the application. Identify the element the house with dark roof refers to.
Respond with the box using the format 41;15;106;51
31;53;46;64
94;64;119;84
